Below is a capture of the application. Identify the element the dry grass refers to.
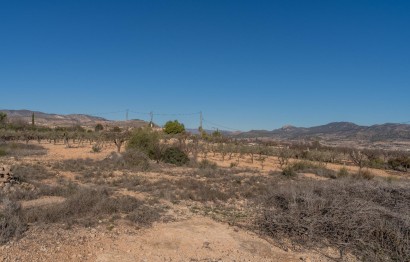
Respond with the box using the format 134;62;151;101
255;178;410;261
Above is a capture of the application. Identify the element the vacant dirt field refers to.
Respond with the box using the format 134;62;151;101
1;141;409;261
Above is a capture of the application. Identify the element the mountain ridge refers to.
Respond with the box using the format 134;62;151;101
238;121;410;141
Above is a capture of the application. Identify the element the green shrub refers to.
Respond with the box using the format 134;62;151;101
127;128;161;160
162;147;189;166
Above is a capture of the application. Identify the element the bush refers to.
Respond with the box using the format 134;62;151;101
120;150;150;170
338;167;349;177
94;124;104;132
23;187;159;227
198;159;217;170
388;156;410;172
162;147;189;166
357;169;374;180
0;199;27;244
91;143;102;153
282;166;297;177
230;162;238;168
126;205;164;226
163;120;185;134
127;128;161;160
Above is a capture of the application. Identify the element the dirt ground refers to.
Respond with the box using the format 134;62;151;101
0;142;372;262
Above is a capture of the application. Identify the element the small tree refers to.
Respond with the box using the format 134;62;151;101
163;120;185;135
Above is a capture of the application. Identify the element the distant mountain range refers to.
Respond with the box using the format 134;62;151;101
237;122;410;141
0;109;150;128
2;110;409;142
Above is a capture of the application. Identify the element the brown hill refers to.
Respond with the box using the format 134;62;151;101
0;109;150;128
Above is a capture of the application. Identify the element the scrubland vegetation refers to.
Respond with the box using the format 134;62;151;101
1;114;410;261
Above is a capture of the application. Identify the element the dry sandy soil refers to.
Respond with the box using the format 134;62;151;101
1;142;395;262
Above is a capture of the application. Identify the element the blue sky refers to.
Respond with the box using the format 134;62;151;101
1;1;409;131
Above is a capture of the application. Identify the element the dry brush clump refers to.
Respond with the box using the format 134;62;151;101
0;142;47;158
53;151;152;183
255;178;410;261
0;164;73;202
23;186;164;228
0;199;27;244
284;161;338;179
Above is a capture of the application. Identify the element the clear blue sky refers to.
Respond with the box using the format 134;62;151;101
1;1;409;131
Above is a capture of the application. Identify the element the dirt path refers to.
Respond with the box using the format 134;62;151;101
2;217;327;262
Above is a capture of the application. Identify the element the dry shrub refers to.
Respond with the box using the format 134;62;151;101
1;180;77;202
12;164;56;182
141;172;273;203
0;143;47;157
24;187;162;227
287;161;337;179
255;178;410;261
108;175;145;189
281;166;297;178
142;178;229;202
55;151;151;175
0;199;27;244
115;149;150;170
197;159;218;170
126;205;164;226
356;169;375;180
338;167;349;177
